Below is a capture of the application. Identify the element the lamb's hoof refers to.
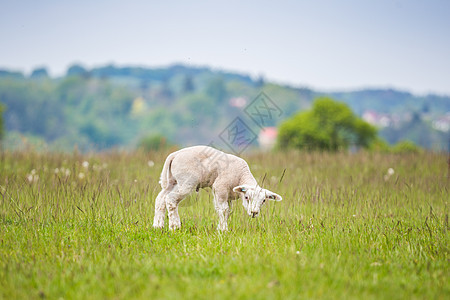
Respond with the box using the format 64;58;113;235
153;219;165;228
168;222;181;230
217;225;229;231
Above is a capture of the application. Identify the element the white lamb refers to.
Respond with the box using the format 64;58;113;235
152;145;282;231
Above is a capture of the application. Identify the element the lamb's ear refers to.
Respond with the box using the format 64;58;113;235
265;190;282;201
233;185;250;193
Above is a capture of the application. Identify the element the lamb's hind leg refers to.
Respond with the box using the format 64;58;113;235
153;189;168;228
165;183;195;230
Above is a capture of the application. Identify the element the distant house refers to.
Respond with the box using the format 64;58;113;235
229;97;247;108
362;110;392;127
432;113;450;132
258;127;278;150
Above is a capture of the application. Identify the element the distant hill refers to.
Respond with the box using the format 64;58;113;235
0;64;449;151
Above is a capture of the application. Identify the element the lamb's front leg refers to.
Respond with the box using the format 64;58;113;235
214;192;231;231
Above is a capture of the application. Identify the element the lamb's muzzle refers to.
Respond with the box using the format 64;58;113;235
152;145;282;230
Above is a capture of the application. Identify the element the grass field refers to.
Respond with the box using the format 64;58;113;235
0;150;448;299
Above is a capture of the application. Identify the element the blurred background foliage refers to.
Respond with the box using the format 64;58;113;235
0;103;4;144
0;64;448;152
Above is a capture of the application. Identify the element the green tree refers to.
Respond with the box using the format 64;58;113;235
277;97;377;151
182;75;195;93
368;137;391;152
206;76;226;103
138;134;173;152
391;140;422;154
67;64;89;78
30;67;49;79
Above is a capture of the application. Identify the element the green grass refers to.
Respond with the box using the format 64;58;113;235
0;150;448;299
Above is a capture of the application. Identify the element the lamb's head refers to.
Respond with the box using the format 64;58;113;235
233;185;282;218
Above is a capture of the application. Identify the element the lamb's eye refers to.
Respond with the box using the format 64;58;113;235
262;199;266;204
245;196;249;200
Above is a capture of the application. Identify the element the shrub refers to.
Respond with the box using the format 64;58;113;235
391;140;422;153
138;134;173;152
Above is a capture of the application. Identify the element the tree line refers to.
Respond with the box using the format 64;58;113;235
0;64;448;151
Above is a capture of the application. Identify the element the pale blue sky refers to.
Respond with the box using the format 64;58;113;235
1;0;449;95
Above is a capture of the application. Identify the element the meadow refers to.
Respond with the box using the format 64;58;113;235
0;149;448;299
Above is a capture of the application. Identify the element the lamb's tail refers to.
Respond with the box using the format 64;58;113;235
159;152;176;189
